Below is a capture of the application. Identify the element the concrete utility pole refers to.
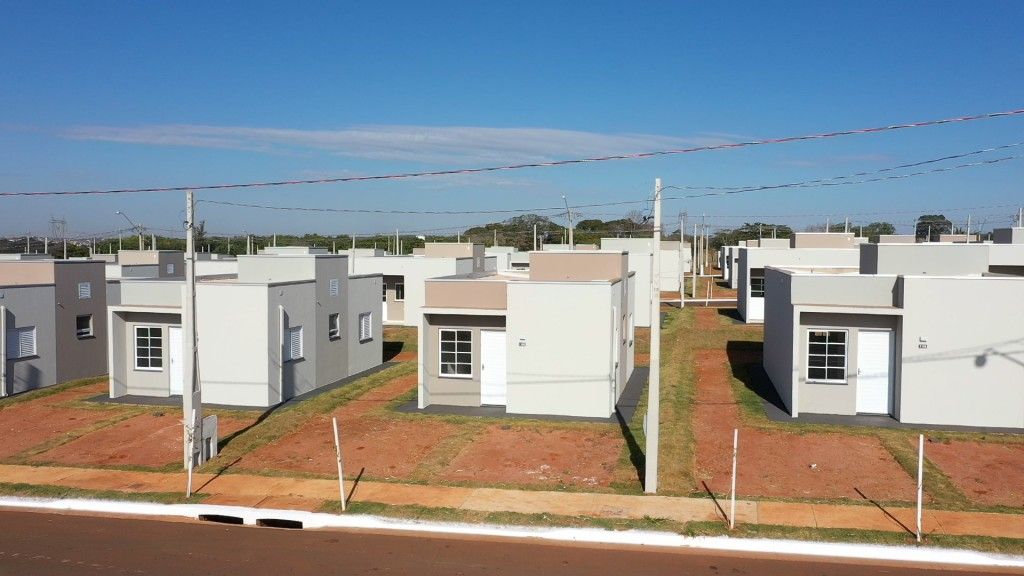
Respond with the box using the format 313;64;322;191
533;223;538;251
183;190;204;478
844;217;849;234
966;214;972;243
645;178;662;494
562;195;574;249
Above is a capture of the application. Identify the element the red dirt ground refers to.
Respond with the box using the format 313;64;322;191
692;348;918;502
0;404;115;460
237;415;456;480
440;425;624;489
392;351;417;362
695;308;721;330
924;440;1024;507
30;412;256;468
336;373;417;419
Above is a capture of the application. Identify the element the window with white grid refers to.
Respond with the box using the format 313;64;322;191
134;326;162;370
439;329;472;377
807;330;847;383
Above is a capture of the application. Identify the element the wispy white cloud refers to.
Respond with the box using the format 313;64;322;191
61;124;738;164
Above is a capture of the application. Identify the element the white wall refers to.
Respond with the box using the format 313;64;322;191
738;248;860;323
898;276;1024;428
506;282;615;418
351;256;461;327
195;284;273;406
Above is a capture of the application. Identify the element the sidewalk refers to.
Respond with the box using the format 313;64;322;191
1;464;1021;539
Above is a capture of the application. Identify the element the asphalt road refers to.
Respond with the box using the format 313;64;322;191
0;510;1014;576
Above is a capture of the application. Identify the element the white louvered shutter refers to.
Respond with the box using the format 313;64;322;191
286;327;303;360
329;278;339;297
7;327;36;358
78;282;91;299
359;312;372;341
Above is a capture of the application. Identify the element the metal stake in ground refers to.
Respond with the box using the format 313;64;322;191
730;428;738;530
333;416;347;512
916;434;924;542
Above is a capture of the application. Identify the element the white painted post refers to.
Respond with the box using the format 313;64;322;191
916;434;924;542
730;428;738;529
333;416;346;512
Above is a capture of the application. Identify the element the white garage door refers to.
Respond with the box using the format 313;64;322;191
480;330;507;406
856;330;893;414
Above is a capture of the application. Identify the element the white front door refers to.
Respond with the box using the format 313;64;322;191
168;326;184;396
856;330;893;414
480;330;507;406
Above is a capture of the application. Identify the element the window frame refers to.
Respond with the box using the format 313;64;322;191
76;314;94;339
358;312;373;342
328;313;341;340
394;282;405;302
382;283;387;302
134;325;164;371
749;275;766;298
438;328;473;379
805;328;848;384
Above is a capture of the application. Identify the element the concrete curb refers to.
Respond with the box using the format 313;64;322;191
0;497;1021;568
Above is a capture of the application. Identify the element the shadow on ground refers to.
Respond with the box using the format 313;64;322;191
382;340;405;362
716;308;745;324
724;340;788;415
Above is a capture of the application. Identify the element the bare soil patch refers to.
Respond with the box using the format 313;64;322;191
925;440;1024;507
30;412;255;468
237;415;455;480
693;349;916;502
695;308;721;330
0;404;115;459
440;425;623;489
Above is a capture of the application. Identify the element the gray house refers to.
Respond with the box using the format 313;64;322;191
763;239;1024;429
419;250;636;418
108;247;382;407
1;259;108;395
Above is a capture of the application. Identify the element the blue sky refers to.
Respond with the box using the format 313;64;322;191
1;1;1022;238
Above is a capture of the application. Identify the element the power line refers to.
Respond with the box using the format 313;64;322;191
4;108;1023;197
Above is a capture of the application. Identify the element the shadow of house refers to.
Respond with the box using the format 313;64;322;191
724;340;788;415
716;307;745;324
382;340;405;362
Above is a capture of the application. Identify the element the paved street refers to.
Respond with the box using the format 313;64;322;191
0;510;1015;576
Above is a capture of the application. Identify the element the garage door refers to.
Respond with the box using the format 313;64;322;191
480;330;507;406
856;330;893;414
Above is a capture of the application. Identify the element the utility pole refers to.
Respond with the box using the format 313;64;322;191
645;178;662;494
844;217;849;234
562;195;574;249
533;223;538;251
493;229;497;246
183;190;205;482
966;214;971;243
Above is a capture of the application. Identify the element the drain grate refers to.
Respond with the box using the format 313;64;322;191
256;518;304;529
198;514;245;525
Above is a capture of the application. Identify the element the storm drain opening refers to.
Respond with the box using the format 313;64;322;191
256;518;304;529
198;514;245;525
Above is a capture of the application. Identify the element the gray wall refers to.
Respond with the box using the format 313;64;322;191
796;312;899;416
113;311;181;398
421;313;506;407
1;285;57;394
347;275;383;376
53;262;108;383
762;270;795;413
860;243;990;276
